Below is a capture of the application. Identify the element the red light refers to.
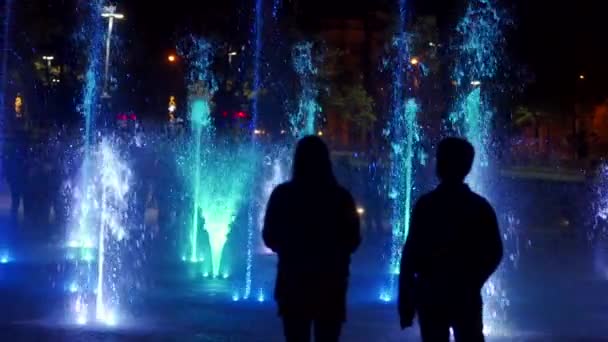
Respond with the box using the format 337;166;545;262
117;113;127;121
235;111;247;119
130;114;137;120
222;111;228;117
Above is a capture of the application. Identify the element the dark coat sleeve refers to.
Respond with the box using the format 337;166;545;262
342;190;361;254
477;200;503;286
398;199;423;323
263;186;284;252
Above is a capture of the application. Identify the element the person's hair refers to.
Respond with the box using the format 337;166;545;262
292;135;336;185
436;137;475;182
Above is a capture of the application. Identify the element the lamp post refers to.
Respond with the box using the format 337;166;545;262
228;51;237;64
101;5;124;98
42;55;54;85
42;55;54;68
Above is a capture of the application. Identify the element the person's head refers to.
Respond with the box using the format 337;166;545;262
436;137;475;183
292;135;336;184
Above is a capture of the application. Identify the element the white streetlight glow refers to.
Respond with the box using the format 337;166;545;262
101;12;124;19
42;56;55;84
101;5;124;98
228;51;238;64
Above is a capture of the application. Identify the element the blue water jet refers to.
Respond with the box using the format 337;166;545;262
449;0;510;335
291;42;320;137
383;0;424;298
272;0;281;19
449;0;505;193
244;0;266;299
251;0;263;130
177;36;217;265
78;0;105;151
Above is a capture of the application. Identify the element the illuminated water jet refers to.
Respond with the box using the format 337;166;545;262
67;138;133;326
178;36;217;264
291;42;320;137
194;144;258;277
179;36;258;278
258;153;288;255
450;0;511;334
383;0;425;298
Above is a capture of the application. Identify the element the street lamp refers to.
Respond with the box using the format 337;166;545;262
228;51;238;64
101;5;124;98
42;56;55;85
42;55;54;67
410;57;419;66
471;80;481;86
168;54;177;63
168;95;177;121
579;74;585;80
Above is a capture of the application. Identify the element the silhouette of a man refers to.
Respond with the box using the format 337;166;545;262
264;136;361;342
398;137;503;342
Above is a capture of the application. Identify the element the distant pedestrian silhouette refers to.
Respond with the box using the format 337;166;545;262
398;137;503;342
263;136;361;342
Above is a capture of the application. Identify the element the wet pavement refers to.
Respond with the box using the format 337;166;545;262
0;225;607;341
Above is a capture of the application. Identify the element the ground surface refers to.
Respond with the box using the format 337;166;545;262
0;178;607;341
0;228;606;341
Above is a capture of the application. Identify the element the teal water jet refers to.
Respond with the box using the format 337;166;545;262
449;0;510;335
290;42;320;137
383;0;425;300
179;37;258;277
178;37;217;264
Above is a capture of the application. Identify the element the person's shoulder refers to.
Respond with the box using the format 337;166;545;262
272;182;294;197
335;184;355;200
469;191;495;211
416;190;436;206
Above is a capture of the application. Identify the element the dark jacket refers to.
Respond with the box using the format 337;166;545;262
398;182;503;320
263;181;361;321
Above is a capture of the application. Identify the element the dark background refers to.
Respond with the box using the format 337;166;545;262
8;0;604;122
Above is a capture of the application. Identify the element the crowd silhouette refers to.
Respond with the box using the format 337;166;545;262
264;136;502;342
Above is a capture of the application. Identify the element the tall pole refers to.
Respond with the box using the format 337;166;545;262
101;6;123;98
102;16;113;97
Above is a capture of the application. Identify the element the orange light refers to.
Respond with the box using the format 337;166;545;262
168;54;177;63
14;95;23;117
410;57;419;65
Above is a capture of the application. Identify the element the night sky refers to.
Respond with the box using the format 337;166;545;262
120;0;604;107
14;0;607;113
